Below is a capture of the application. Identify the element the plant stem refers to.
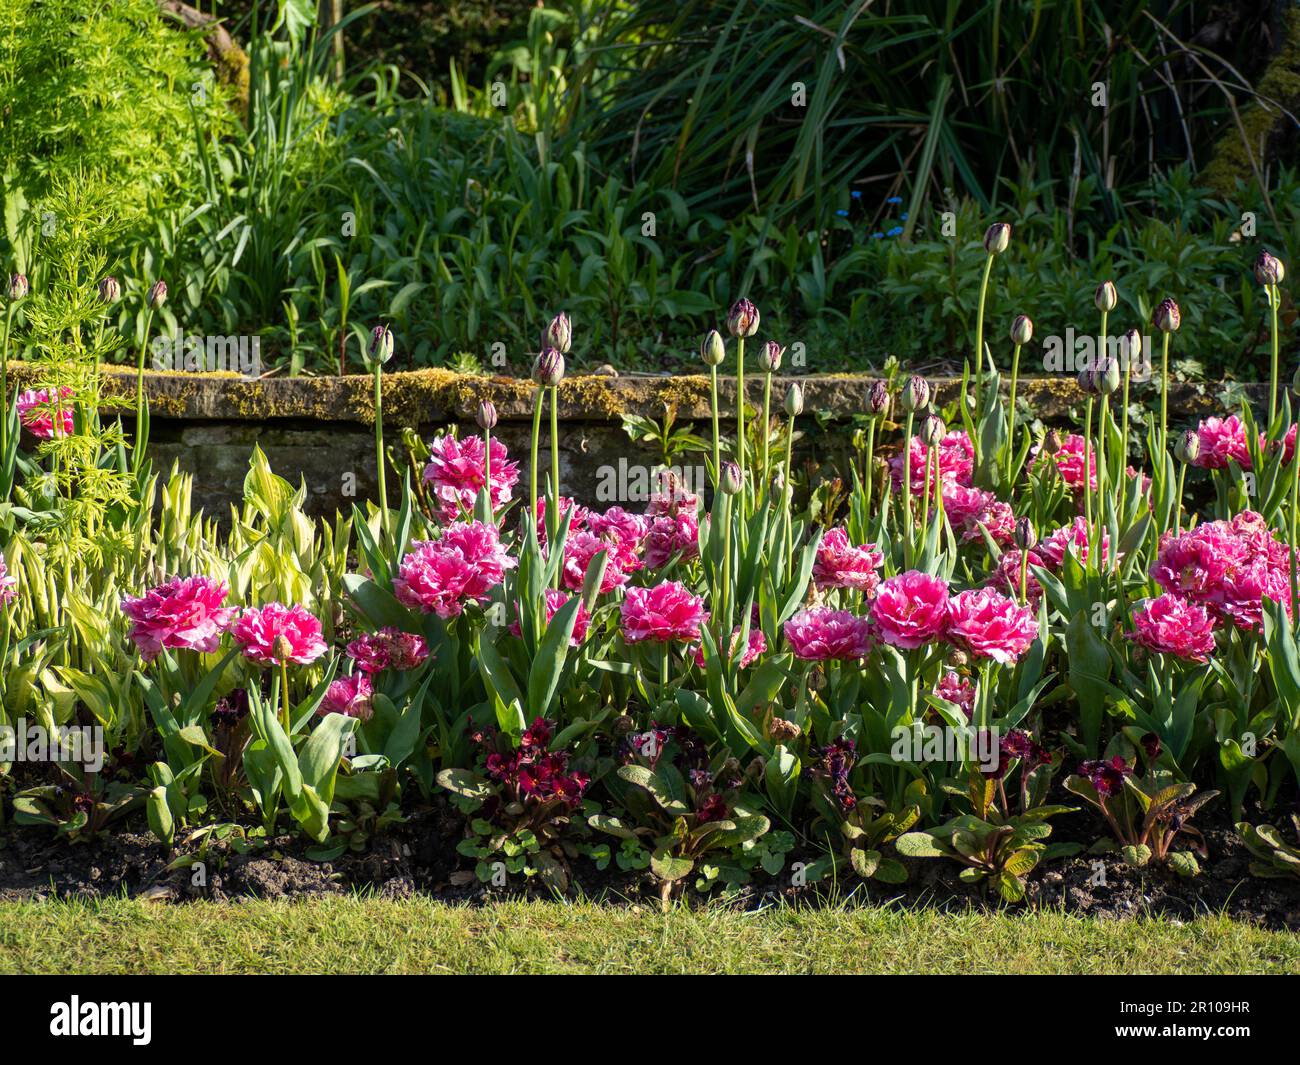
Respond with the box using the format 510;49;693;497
279;659;290;735
1270;284;1281;430
1175;462;1187;536
133;307;155;474
709;365;721;488
0;301;13;456
902;412;915;566
761;370;772;500
1083;396;1095;568
1005;341;1022;486
974;253;994;377
1159;332;1170;458
373;364;389;542
783;418;795;576
529;387;543;532
863;419;876;516
736;337;746;505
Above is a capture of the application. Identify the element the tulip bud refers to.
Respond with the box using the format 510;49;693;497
1044;429;1063;454
946;649;968;669
1095;356;1121;395
147;280;167;309
1121;328;1143;365
757;340;784;373
1094;281;1118;312
1174;428;1201;465
983;223;1011;254
1076;364;1098;395
900;374;929;413
727;298;760;338
7;274;28;301
271;635;295;662
476;400;498;431
867;379;891;418
544;311;572;353
1014;517;1037;551
720;461;743;496
97;276;121;304
1009;314;1033;346
1153;297;1180;333
533;347;565;387
700;329;726;367
921;413;946;446
783;382;803;417
1254;250;1285;287
369;324;394;366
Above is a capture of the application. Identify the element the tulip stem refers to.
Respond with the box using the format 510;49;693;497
1019;549;1029;606
1175;462;1187;536
1083;396;1095;570
1120;340;1134;522
1005;341;1022;486
919;444;934;555
1097;392;1109;565
0;301;13;457
1290;445;1299;632
133;306;155;475
736;338;747;504
279;659;291;736
1159;332;1171;459
373;363;389;543
761;370;772;503
863;419;876;516
974;253;994;378
709;365;721;489
1269;284;1281;431
529;387;543;536
902;412;915;567
783;417;795;578
549;384;560;545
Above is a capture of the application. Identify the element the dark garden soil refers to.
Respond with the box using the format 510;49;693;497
3;797;1299;930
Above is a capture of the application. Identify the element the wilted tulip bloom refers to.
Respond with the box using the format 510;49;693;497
147;280;167;309
476;400;498;431
533;347;565;387
1254;250;1285;287
867;379;891;417
1153;298;1180;333
1174;429;1201;465
720;461;743;495
784;382;803;417
758;340;784;373
700;329;726;367
727;298;760;338
369;324;394;365
7;274;28;300
900;374;929;412
544;312;572;353
1095;281;1117;312
97;276;121;304
983;223;1011;254
1009;315;1033;346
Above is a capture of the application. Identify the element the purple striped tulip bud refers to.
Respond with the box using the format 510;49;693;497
1095;281;1118;312
1254;251;1285;287
98;276;121;304
900;374;929;413
369;324;394;365
544;312;572;353
533;347;565;388
783;382;803;417
921;412;946;446
1010;314;1033;346
8;274;28;300
720;461;743;496
1014;517;1037;551
1174;429;1200;465
867;379;891;417
1153;298;1180;333
147;280;167;309
983;223;1011;254
727;298;760;338
476;400;498;431
758;340;784;373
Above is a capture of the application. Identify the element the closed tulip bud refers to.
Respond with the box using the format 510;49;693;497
271;635;295;662
1122;328;1143;364
147;280;167;309
1095;356;1121;395
921;412;946;446
721;461;743;496
1077;364;1097;395
727;298;760;338
1095;281;1118;312
97;276;120;304
867;379;891;417
758;340;784;372
1010;314;1033;346
983;223;1011;254
476;400;498;431
946;649;968;669
544;311;572;353
1014;517;1037;551
1254;250;1285;287
1044;428;1063;454
1174;429;1201;465
7;273;28;300
783;382;803;417
900;374;929;412
700;329;726;367
369;324;394;365
533;347;565;387
1153;297;1180;333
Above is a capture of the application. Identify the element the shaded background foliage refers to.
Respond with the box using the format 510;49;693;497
0;0;1296;379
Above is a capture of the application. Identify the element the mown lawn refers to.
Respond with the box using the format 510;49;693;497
1;897;1297;974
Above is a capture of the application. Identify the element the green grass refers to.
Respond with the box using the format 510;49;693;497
1;897;1297;973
